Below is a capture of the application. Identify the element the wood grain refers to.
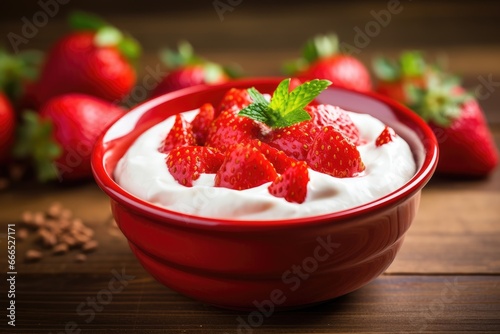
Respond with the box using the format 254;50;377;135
10;274;500;333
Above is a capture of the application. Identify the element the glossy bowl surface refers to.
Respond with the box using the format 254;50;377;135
92;78;438;310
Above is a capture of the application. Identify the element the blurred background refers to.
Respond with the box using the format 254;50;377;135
2;0;500;107
1;2;499;332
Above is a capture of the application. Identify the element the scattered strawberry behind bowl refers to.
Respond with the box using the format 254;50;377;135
372;51;434;105
284;33;372;92
14;94;126;182
0;48;44;111
32;11;140;107
409;77;498;177
0;92;16;164
150;41;237;98
373;52;498;177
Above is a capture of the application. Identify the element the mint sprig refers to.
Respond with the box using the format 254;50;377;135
238;78;331;128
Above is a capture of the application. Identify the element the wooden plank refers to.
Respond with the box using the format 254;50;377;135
1;128;499;276
387;128;500;274
8;274;500;333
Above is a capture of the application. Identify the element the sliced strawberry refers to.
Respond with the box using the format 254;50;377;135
306;104;362;145
191;103;215;145
250;140;297;174
205;109;260;153
375;126;397;147
266;120;321;161
215;144;278;190
306;126;365;178
217;88;252;115
159;114;196;153
268;161;309;204
166;146;224;187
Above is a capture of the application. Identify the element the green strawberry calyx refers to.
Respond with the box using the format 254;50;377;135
372;51;448;82
283;33;339;75
0;48;43;103
159;40;241;81
407;74;470;127
238;78;331;128
13;111;62;182
69;11;141;64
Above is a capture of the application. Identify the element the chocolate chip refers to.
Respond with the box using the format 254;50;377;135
17;228;29;241
38;228;57;248
19;203;97;264
53;243;69;255
60;208;72;220
21;211;33;224
47;202;63;218
25;249;43;262
75;253;87;263
82;240;98;253
32;211;45;228
61;235;76;247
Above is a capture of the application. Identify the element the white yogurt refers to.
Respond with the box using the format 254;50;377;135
114;108;416;220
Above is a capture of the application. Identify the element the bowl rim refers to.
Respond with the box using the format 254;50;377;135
92;77;439;231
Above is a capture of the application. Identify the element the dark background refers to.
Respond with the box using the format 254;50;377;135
1;2;500;333
2;1;500;61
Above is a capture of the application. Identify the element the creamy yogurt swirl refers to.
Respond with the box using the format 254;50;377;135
114;108;416;220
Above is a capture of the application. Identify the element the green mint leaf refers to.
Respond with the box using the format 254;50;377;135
238;78;331;129
285;79;331;112
268;78;290;111
248;87;269;105
273;109;311;128
239;103;271;124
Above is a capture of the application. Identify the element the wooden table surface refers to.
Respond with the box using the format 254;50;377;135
1;1;500;333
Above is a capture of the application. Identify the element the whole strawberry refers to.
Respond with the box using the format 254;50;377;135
0;49;43;110
151;41;237;98
33;11;140;107
408;77;498;176
372;51;433;105
14;94;126;181
284;34;372;92
0;92;16;163
374;52;498;176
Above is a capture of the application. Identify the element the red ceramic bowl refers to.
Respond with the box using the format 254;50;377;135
92;78;438;310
